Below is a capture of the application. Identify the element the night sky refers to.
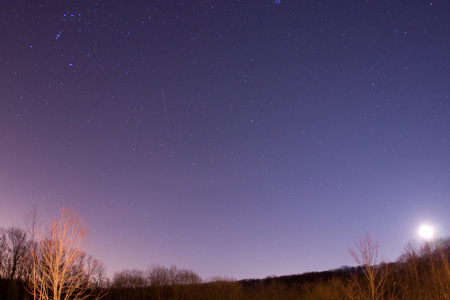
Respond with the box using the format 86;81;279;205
1;0;450;280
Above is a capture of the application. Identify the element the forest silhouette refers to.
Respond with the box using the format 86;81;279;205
1;207;450;300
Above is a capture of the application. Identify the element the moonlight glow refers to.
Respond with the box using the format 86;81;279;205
418;225;435;240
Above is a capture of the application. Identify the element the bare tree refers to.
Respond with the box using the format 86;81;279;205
148;264;170;287
0;226;30;300
88;258;108;289
24;207;105;300
348;233;391;300
0;226;28;280
23;206;41;300
397;241;424;299
419;238;450;299
147;264;170;300
111;268;148;300
6;226;28;280
24;206;41;243
112;268;148;289
0;227;7;279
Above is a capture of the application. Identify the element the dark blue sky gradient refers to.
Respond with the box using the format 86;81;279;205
1;0;449;279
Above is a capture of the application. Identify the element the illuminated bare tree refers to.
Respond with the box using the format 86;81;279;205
24;207;104;300
348;233;391;300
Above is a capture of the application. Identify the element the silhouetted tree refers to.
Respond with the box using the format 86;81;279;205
0;228;7;280
0;227;28;281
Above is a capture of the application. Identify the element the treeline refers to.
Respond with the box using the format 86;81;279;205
103;239;450;300
2;208;450;300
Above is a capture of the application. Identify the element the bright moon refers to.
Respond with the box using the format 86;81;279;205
418;224;435;240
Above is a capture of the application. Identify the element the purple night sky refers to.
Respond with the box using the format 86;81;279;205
1;0;449;280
